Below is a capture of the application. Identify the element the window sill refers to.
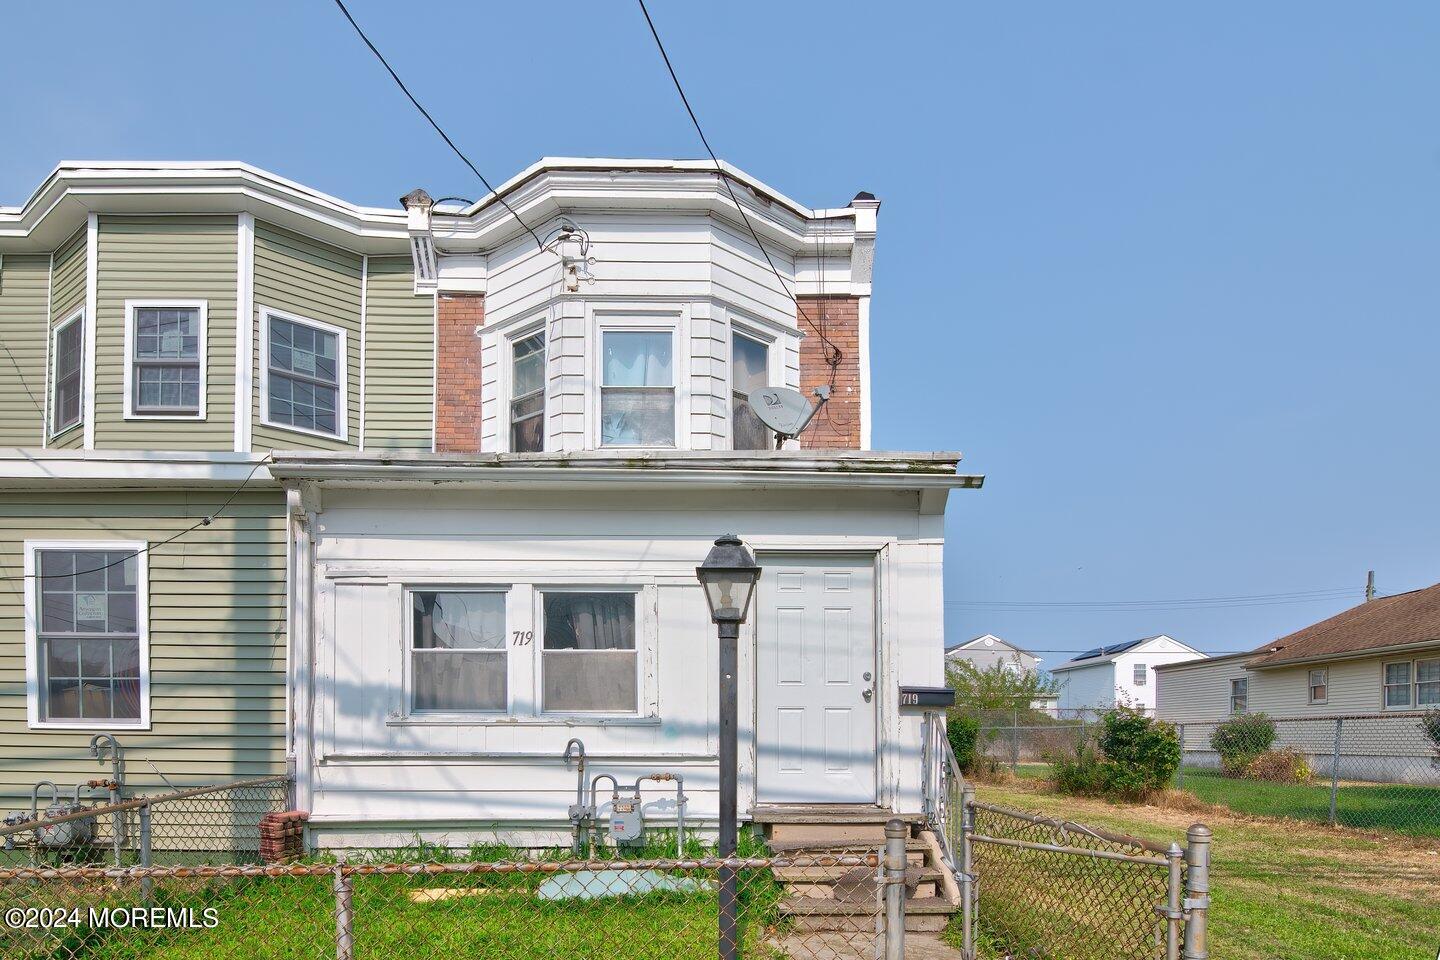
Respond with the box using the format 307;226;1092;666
258;417;347;443
124;412;207;422
28;720;150;732
47;422;83;444
386;714;659;728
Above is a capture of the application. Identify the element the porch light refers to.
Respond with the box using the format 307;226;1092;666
696;534;761;631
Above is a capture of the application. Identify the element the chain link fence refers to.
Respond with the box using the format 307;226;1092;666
0;852;890;960
972;709;1099;776
1176;713;1440;837
1;777;293;869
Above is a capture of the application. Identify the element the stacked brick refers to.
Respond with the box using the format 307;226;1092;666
435;291;485;452
796;295;862;449
259;810;309;863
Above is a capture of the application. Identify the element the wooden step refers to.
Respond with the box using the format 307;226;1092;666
765;837;929;856
751;805;925;825
777;896;956;933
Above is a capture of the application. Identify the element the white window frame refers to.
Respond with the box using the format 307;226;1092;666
592;314;685;450
1229;678;1247;715
727;322;779;451
404;586;510;717
49;308;85;440
1132;663;1147;687
502;321;547;453
257;306;349;441
1416;656;1440;708
123;299;208;420
536;585;645;718
22;540;151;731
1382;659;1413;710
1307;667;1328;705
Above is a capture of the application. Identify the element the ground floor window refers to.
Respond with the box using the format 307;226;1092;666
27;543;148;727
1229;678;1247;714
1383;657;1439;709
410;590;506;712
1308;668;1328;704
541;591;637;713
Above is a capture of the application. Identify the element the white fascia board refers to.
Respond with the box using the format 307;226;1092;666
0;449;275;487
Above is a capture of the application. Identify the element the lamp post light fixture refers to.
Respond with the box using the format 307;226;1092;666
696;534;761;960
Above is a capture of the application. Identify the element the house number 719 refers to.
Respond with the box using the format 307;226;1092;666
512;631;534;646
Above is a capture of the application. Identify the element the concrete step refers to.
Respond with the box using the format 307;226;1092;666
765;836;929;857
751;805;926;824
778;896;956;933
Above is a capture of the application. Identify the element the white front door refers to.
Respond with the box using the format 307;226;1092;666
755;554;877;803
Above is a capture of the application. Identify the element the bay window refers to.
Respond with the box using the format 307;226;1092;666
50;311;84;436
731;330;770;450
126;302;205;418
600;330;674;447
510;331;545;452
262;310;346;439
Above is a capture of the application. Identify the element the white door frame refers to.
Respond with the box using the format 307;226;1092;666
750;550;881;805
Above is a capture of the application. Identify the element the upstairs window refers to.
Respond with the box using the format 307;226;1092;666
1132;663;1147;686
541;591;637;713
411;590;506;712
1229;678;1247;715
600;330;673;447
50;311;84;436
263;311;346;439
731;331;770;450
30;546;147;727
126;302;204;418
1307;668;1328;704
510;332;546;452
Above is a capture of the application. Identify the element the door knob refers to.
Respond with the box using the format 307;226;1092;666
862;688;873;703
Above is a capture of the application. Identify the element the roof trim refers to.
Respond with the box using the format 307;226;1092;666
1246;637;1440;670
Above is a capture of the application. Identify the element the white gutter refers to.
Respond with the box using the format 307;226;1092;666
0;449;275;486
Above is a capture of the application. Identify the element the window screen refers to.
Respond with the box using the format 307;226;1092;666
510;332;545;452
731;332;770;451
411;591;506;711
600;331;674;447
52;315;83;434
132;306;201;414
267;315;341;436
542;592;637;712
1308;669;1328;703
36;550;141;722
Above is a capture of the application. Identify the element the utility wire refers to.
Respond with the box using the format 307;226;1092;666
946;587;1366;613
0;455;273;582
330;0;543;250
634;0;844;377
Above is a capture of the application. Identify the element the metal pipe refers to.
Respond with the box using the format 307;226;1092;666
1165;842;1184;960
959;784;975;960
30;781;59;822
90;734;126;852
563;739;587;856
1182;824;1211;960
635;773;687;857
138;803;152;905
884;818;907;960
1328;718;1343;826
335;865;354;960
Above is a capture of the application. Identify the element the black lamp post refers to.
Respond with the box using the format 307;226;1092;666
696;534;761;960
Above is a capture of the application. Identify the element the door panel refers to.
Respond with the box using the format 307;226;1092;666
756;554;877;803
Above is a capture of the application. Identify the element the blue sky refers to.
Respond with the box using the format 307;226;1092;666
3;1;1437;661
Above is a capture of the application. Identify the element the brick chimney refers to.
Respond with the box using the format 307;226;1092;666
434;291;485;452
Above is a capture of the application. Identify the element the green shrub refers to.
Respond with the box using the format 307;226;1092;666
1212;712;1276;776
1243;747;1313;783
946;713;980;772
1051;708;1181;801
1422;709;1440;761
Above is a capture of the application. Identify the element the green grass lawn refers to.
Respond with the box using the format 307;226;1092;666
1179;768;1440;839
954;781;1440;960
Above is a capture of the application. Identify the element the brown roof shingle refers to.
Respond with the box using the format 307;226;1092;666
1248;582;1440;667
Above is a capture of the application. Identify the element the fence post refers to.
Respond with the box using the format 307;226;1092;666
1176;724;1186;790
1010;706;1019;775
959;784;976;960
1328;717;1343;826
335;865;354;960
1182;824;1211;960
138;801;152;906
1164;842;1184;960
885;818;907;960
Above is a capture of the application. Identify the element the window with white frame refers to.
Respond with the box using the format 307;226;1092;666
263;311;345;438
29;546;146;725
1383;661;1412;709
410;590;506;712
1307;668;1328;704
50;311;84;436
510;331;546;452
1133;663;1147;686
731;331;770;451
126;302;205;417
540;591;637;713
1417;658;1440;707
1229;678;1247;714
600;330;674;447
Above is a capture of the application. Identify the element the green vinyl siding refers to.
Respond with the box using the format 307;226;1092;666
0;490;286;802
252;221;361;451
94;216;238;450
49;229;88;449
0;255;51;445
363;256;433;449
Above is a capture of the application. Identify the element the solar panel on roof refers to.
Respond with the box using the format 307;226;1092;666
1072;638;1145;661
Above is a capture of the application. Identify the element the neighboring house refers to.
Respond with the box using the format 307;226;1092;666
945;635;1041;674
1157;584;1440;722
1050;635;1204;713
0;159;981;846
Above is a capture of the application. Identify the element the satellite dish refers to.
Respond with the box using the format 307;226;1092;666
748;385;831;442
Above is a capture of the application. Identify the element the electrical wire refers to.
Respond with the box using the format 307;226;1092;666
0;455;273;582
634;0;844;382
329;0;543;250
945;586;1366;613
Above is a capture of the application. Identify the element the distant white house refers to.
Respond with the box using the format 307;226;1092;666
1050;635;1204;713
945;635;1042;674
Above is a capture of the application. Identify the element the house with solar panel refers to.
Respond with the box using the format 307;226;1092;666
1049;635;1204;714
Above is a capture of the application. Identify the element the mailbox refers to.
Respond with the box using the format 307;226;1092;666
898;686;955;711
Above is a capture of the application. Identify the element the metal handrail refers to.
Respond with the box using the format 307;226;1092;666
921;711;966;872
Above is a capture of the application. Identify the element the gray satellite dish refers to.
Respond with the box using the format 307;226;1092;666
748;385;831;443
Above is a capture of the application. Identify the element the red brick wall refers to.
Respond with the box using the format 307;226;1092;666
796;295;862;449
435;292;485;452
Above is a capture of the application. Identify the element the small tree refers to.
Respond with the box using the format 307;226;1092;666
1212;712;1276;776
1052;708;1180;801
946;660;1060;714
946;713;980;772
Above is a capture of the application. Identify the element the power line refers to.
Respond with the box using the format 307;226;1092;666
946;587;1365;613
330;0;542;250
634;0;844;378
0;455;273;582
